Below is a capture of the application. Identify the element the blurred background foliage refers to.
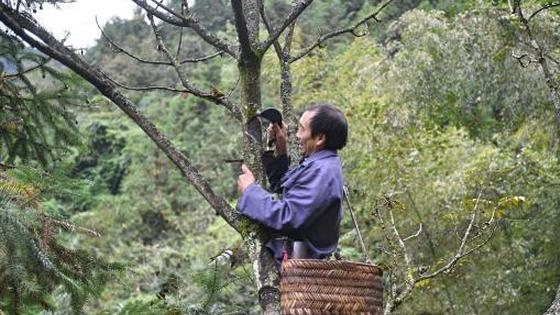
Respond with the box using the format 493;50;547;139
1;0;560;314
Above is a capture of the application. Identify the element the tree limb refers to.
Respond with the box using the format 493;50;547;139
402;224;422;242
528;2;560;22
95;17;225;66
130;0;237;58
258;0;285;61
290;0;395;63
0;3;245;231
259;0;313;53
515;3;560;131
231;0;256;60
104;75;190;93
145;13;243;121
259;0;302;163
383;193;497;314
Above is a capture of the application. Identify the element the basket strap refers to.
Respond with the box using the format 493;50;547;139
282;238;289;262
343;185;372;264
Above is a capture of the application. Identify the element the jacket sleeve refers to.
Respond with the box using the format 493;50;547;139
261;150;289;193
237;165;335;237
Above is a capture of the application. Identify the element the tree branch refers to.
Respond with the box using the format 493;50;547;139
4;57;50;79
104;75;190;93
528;2;560;22
130;0;237;58
402;224;422;242
259;0;285;60
144;14;243;121
259;0;313;53
231;0;256;60
96;17;225;66
259;0;302;163
0;3;245;231
383;193;497;314
290;0;395;63
515;3;560;130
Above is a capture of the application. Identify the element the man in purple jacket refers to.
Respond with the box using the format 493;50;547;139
237;104;347;266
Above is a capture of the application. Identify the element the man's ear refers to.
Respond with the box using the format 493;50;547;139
315;134;326;148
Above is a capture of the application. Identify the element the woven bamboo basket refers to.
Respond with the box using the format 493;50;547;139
280;259;383;315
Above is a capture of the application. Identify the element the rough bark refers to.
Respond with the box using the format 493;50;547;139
544;285;560;315
1;1;395;314
232;1;281;313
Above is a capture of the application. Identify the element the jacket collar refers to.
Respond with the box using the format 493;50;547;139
300;149;338;166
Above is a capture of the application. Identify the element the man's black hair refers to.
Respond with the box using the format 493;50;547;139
306;103;348;151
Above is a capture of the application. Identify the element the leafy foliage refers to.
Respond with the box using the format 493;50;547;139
0;167;119;314
2;1;560;314
0;32;86;167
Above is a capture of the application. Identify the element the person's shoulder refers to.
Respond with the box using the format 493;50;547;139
306;152;342;177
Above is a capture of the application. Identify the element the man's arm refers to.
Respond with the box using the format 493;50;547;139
262;122;289;192
262;151;289;193
237;165;336;237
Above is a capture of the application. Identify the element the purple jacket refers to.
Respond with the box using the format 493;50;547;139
238;149;344;264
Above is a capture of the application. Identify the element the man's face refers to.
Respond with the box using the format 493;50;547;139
296;110;324;157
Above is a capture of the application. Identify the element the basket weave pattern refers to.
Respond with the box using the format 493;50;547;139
280;259;383;315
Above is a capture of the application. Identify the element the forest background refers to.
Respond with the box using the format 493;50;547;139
1;0;560;314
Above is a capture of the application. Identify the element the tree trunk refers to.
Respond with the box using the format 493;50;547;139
544;285;560;315
233;0;281;313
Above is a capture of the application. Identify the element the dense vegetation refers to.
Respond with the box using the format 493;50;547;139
1;0;560;314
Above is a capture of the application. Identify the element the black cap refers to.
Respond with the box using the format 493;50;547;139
259;108;282;125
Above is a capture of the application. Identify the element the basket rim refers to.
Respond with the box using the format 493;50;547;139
283;258;382;270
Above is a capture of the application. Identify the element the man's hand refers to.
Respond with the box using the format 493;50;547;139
237;164;255;194
267;122;288;156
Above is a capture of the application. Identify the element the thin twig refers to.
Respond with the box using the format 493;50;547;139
104;74;189;93
528;2;560;22
389;207;413;283
414;193;482;281
96;17;224;66
290;0;395;63
4;57;50;79
402;224;422;242
259;0;285;60
259;0;313;53
146;13;242;121
131;0;236;57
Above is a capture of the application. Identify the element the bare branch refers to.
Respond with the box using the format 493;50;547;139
130;0;237;58
95;17;224;66
412;194;482;283
175;2;185;59
528;2;560;22
282;18;297;55
259;0;286;60
231;0;256;60
290;0;395;63
512;51;532;68
383;193;497;314
104;74;190;93
515;3;560;130
546;53;560;69
259;0;313;53
146;13;242;121
403;224;422;242
0;3;244;230
415;224;496;285
389;208;413;282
